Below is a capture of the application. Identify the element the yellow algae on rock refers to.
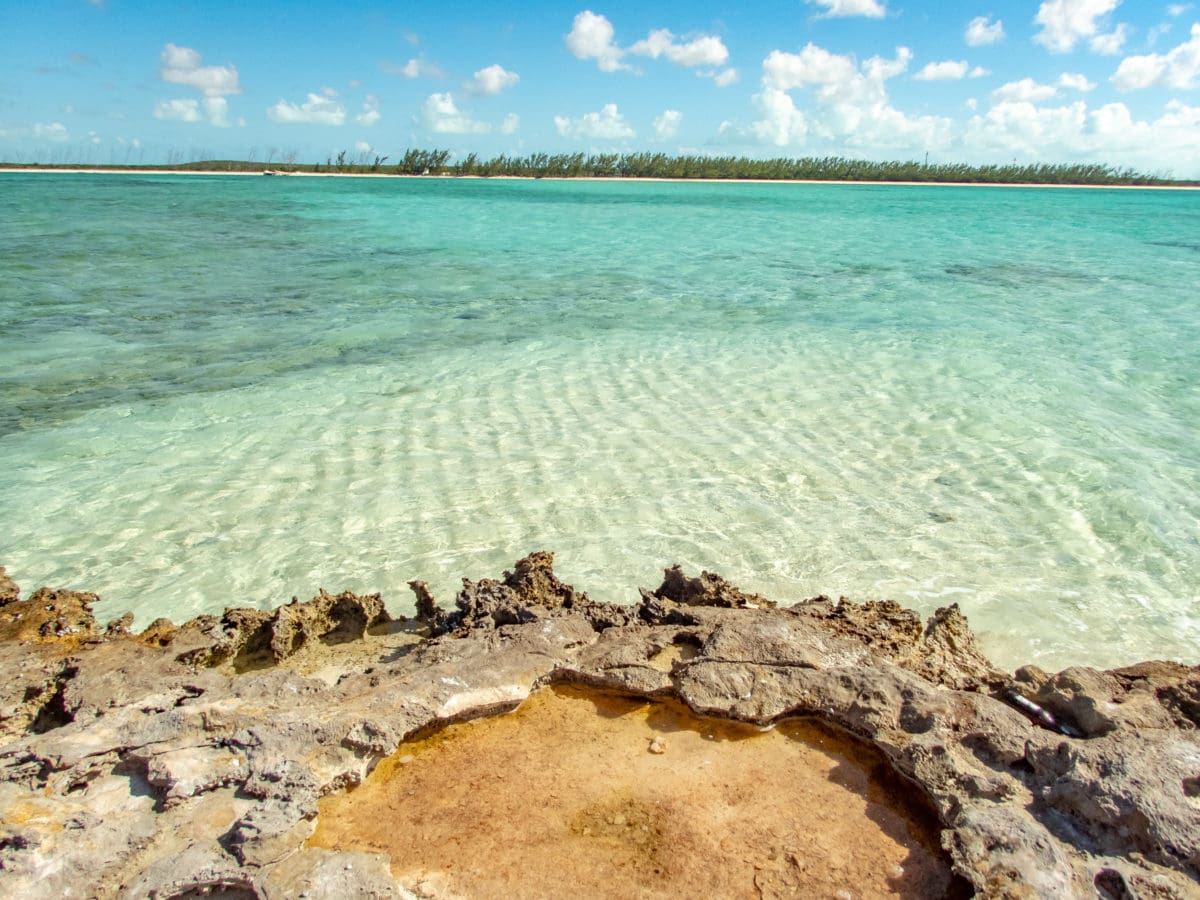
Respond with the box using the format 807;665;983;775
309;684;959;899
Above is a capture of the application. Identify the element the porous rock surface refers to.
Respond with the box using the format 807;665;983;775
0;556;1197;898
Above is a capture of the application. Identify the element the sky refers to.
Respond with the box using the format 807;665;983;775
2;1;1200;176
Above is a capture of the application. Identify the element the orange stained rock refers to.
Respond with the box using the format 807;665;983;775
309;684;961;899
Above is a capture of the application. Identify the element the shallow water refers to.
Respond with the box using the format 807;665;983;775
2;173;1198;669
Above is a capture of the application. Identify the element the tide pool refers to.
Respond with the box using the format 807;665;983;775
2;172;1198;670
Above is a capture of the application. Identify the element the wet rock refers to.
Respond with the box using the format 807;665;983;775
0;566;19;604
175;589;390;669
645;564;776;609
0;585;100;642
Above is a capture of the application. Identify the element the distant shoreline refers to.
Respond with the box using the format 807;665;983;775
2;166;1198;190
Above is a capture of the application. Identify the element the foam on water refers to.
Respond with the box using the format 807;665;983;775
2;173;1198;670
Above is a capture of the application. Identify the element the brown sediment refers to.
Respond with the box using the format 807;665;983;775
309;684;958;899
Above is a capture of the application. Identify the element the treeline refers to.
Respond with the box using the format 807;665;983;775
440;152;1169;185
2;152;1185;185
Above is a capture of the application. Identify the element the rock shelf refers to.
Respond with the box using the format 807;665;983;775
0;552;1197;898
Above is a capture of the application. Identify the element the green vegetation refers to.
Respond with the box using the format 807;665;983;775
1;150;1191;186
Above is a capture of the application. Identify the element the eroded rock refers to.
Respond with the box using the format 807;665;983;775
0;555;1195;899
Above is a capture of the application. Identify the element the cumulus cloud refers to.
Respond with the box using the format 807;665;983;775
993;78;1059;103
915;60;969;81
203;97;230;127
630;29;729;67
553;103;635;139
383;57;445;79
355;141;372;154
1112;23;1200;90
965;97;1200;175
1058;72;1096;91
355;95;380;126
565;11;732;80
470;64;520;95
1090;23;1130;54
566;10;629;72
154;99;201;122
33;122;69;141
420;92;491;133
965;16;1005;46
500;113;520;134
1033;0;1122;53
653;109;682;140
747;44;951;154
159;44;240;97
804;0;887;18
267;93;346;125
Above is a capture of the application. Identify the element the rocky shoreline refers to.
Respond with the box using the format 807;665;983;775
1;553;1197;898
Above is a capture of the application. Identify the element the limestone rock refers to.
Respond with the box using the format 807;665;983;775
0;552;1196;898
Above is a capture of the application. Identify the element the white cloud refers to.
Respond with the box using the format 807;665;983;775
1167;4;1191;16
154;99;200;122
1058;72;1096;91
154;95;230;126
356;95;380;126
970;66;991;78
804;0;887;18
965;97;1200;175
993;77;1059;103
1148;23;1173;48
383;57;444;79
762;44;858;91
915;60;969;81
749;44;951;154
967;100;1089;153
749;88;808;145
267;93;346;125
203;97;230;127
33;122;69;141
420;92;491;133
1090;23;1130;54
1111;23;1200;90
965;16;1005;46
355;141;372;154
566;12;733;79
471;64;520;95
500;113;520;134
654;109;682;140
565;10;629;72
630;29;729;67
1033;0;1122;53
553;103;635;139
159;44;240;97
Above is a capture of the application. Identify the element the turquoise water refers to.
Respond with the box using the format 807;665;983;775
2;172;1198;670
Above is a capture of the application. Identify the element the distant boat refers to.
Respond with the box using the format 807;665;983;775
262;170;279;176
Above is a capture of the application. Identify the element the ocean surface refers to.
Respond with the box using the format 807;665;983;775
1;172;1198;670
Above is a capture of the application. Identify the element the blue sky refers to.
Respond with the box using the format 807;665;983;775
3;1;1199;175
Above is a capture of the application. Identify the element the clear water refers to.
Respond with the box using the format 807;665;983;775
2;172;1198;670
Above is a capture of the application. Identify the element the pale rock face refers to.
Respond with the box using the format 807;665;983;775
0;554;1197;898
